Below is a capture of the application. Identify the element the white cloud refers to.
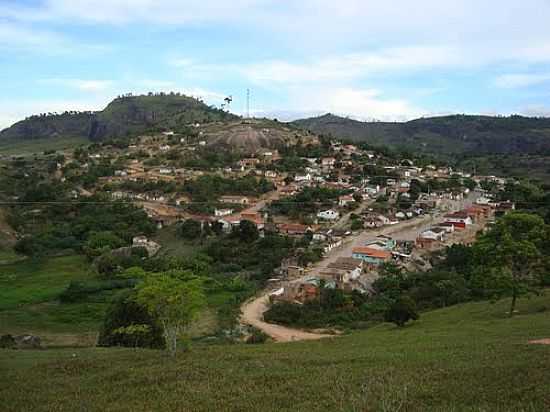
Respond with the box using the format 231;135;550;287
494;73;550;89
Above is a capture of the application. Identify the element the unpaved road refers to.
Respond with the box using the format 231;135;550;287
241;295;333;342
240;193;480;342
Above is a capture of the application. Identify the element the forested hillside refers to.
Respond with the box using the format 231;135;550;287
0;94;236;143
292;113;550;156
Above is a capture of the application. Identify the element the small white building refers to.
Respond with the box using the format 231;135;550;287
317;210;340;221
214;208;234;217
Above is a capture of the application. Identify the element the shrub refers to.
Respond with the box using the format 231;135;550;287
384;296;419;327
246;327;269;344
97;291;165;349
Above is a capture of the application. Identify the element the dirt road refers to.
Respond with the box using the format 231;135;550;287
240;295;333;342
240;193;481;342
239;214;438;342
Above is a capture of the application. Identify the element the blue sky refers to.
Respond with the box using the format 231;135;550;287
1;0;550;129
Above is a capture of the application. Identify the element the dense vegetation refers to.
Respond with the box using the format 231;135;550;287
292;113;550;157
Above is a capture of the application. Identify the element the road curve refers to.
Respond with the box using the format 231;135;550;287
240;294;333;342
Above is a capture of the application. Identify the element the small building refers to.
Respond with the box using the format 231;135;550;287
219;195;250;205
214;208;234;217
419;227;446;241
444;211;473;228
338;195;355;207
278;223;313;236
351;247;392;265
317;209;340;221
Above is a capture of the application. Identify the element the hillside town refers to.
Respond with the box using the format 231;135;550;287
14;121;517;331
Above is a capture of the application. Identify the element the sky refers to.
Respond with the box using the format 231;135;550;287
1;0;550;129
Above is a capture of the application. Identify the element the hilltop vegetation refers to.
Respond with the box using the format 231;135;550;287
0;93;236;144
292;113;550;156
1;294;549;411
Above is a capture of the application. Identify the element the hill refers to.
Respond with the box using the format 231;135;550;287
202;119;318;153
291;113;550;156
0;94;237;144
1;294;549;411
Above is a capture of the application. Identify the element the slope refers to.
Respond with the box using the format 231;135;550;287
0;94;237;145
292;113;550;156
1;294;549;411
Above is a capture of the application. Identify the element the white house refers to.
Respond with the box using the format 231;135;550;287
214;208;234;217
294;173;312;182
419;228;446;241
338;195;355;207
317;210;340;221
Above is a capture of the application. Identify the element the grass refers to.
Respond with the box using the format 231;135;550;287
1;294;549;411
0;255;110;343
0;135;88;156
153;226;206;257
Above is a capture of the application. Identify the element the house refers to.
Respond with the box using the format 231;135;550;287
278;185;298;196
264;170;277;178
338;195;355;207
159;167;172;175
312;228;332;242
326;257;363;283
294;173;312;182
219;195;250;205
322;236;343;254
214;208;234;217
317;209;340;221
321;157;336;168
277;223;312;236
159;144;171;151
436;222;456;233
444;211;473;228
271;278;320;304
239;158;260;169
351;247;392;265
132;236;161;256
419;227;446;241
364;235;396;251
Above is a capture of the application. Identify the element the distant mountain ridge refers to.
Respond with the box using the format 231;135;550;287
291;113;550;156
0;94;237;142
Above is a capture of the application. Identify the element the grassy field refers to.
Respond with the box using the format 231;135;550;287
0;255;108;345
1;294;549;411
0;135;88;156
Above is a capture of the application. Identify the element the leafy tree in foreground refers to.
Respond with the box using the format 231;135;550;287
384;296;419;327
98;291;165;349
136;273;206;356
473;212;546;316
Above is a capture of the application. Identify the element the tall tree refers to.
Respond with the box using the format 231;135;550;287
473;213;546;316
136;273;206;356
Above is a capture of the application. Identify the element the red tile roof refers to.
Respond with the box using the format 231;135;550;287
352;247;392;259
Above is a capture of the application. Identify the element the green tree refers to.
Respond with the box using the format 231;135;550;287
136;273;206;356
177;219;202;239
384;295;419;327
234;220;259;242
473;213;546;316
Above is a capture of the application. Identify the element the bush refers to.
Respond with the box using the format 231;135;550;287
59;279;136;303
0;334;16;349
246;328;269;344
97;291;165;349
384;296;419;327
